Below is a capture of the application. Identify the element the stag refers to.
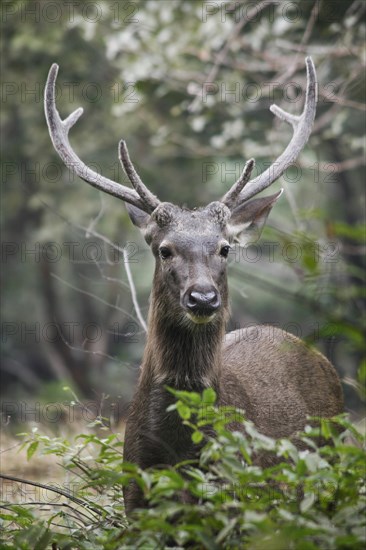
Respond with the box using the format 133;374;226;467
44;58;343;514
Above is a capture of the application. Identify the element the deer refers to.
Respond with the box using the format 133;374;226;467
44;58;344;514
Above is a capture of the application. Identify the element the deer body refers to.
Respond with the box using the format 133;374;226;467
124;327;343;511
122;205;343;513
44;58;344;516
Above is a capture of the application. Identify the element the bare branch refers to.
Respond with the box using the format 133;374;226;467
55;322;125;365
319;88;366;111
34;196;148;332
187;0;279;112
85;193;106;238
321;156;365;172
50;273;138;324
271;0;321;86
122;249;147;332
77;225;147;332
0;474;101;519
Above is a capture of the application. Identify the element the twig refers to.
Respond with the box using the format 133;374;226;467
277;40;361;57
313;104;340;133
283;184;304;232
69;221;148;332
54;322;124;367
0;502;89;526
187;0;279;112
122;248;147;332
315;156;365;172
272;0;321;86
319;89;366;111
85;193;106;238
36;196;148;330
50;273;137;324
84;234;148;333
0;473;101;519
302;0;321;46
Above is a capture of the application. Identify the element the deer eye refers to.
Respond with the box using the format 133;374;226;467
159;246;173;260
219;245;231;258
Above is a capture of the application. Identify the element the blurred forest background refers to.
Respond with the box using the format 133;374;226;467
1;0;365;430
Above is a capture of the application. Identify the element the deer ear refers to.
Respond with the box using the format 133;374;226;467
125;203;151;229
227;190;283;246
125;203;154;244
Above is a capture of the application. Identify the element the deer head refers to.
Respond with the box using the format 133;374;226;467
44;58;317;326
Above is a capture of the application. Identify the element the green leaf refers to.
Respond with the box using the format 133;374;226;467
0;512;16;521
320;418;332;439
166;387;201;404
333;222;365;242
177;402;192;420
192;431;203;444
202;387;217;405
35;527;53;550
26;441;39;460
300;491;316;513
216;517;237;544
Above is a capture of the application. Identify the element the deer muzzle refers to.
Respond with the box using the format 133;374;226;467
182;287;221;323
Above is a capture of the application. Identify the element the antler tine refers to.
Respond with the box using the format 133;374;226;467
44;64;159;213
221;158;255;209
119;140;160;211
226;57;318;207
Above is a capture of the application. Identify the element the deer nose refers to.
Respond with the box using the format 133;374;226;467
184;288;221;314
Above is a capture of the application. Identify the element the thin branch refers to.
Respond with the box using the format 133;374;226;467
53;326;137;383
283;183;304;232
36;177;148;331
276;40;362;58
0;502;89;526
345;0;366;22
271;0;321;86
316;156;365;172
122;249;147;332
64;216;148;333
91;262;130;289
0;439;24;454
313;104;340;133
80;230;148;333
187;0;279;112
319;89;366;111
85;192;106;238
50;273;137;324
54;321;125;366
0;473;101;519
302;0;321;45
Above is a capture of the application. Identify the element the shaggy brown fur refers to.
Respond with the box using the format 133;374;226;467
123;203;344;514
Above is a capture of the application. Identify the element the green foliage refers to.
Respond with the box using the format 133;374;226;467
1;390;365;549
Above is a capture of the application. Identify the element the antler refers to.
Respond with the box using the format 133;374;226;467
221;57;317;208
220;158;255;209
45;59;316;215
44;64;160;214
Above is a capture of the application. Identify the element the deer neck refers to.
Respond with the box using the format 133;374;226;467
141;280;227;391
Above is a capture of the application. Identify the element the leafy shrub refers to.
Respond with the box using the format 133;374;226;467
1;389;365;549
